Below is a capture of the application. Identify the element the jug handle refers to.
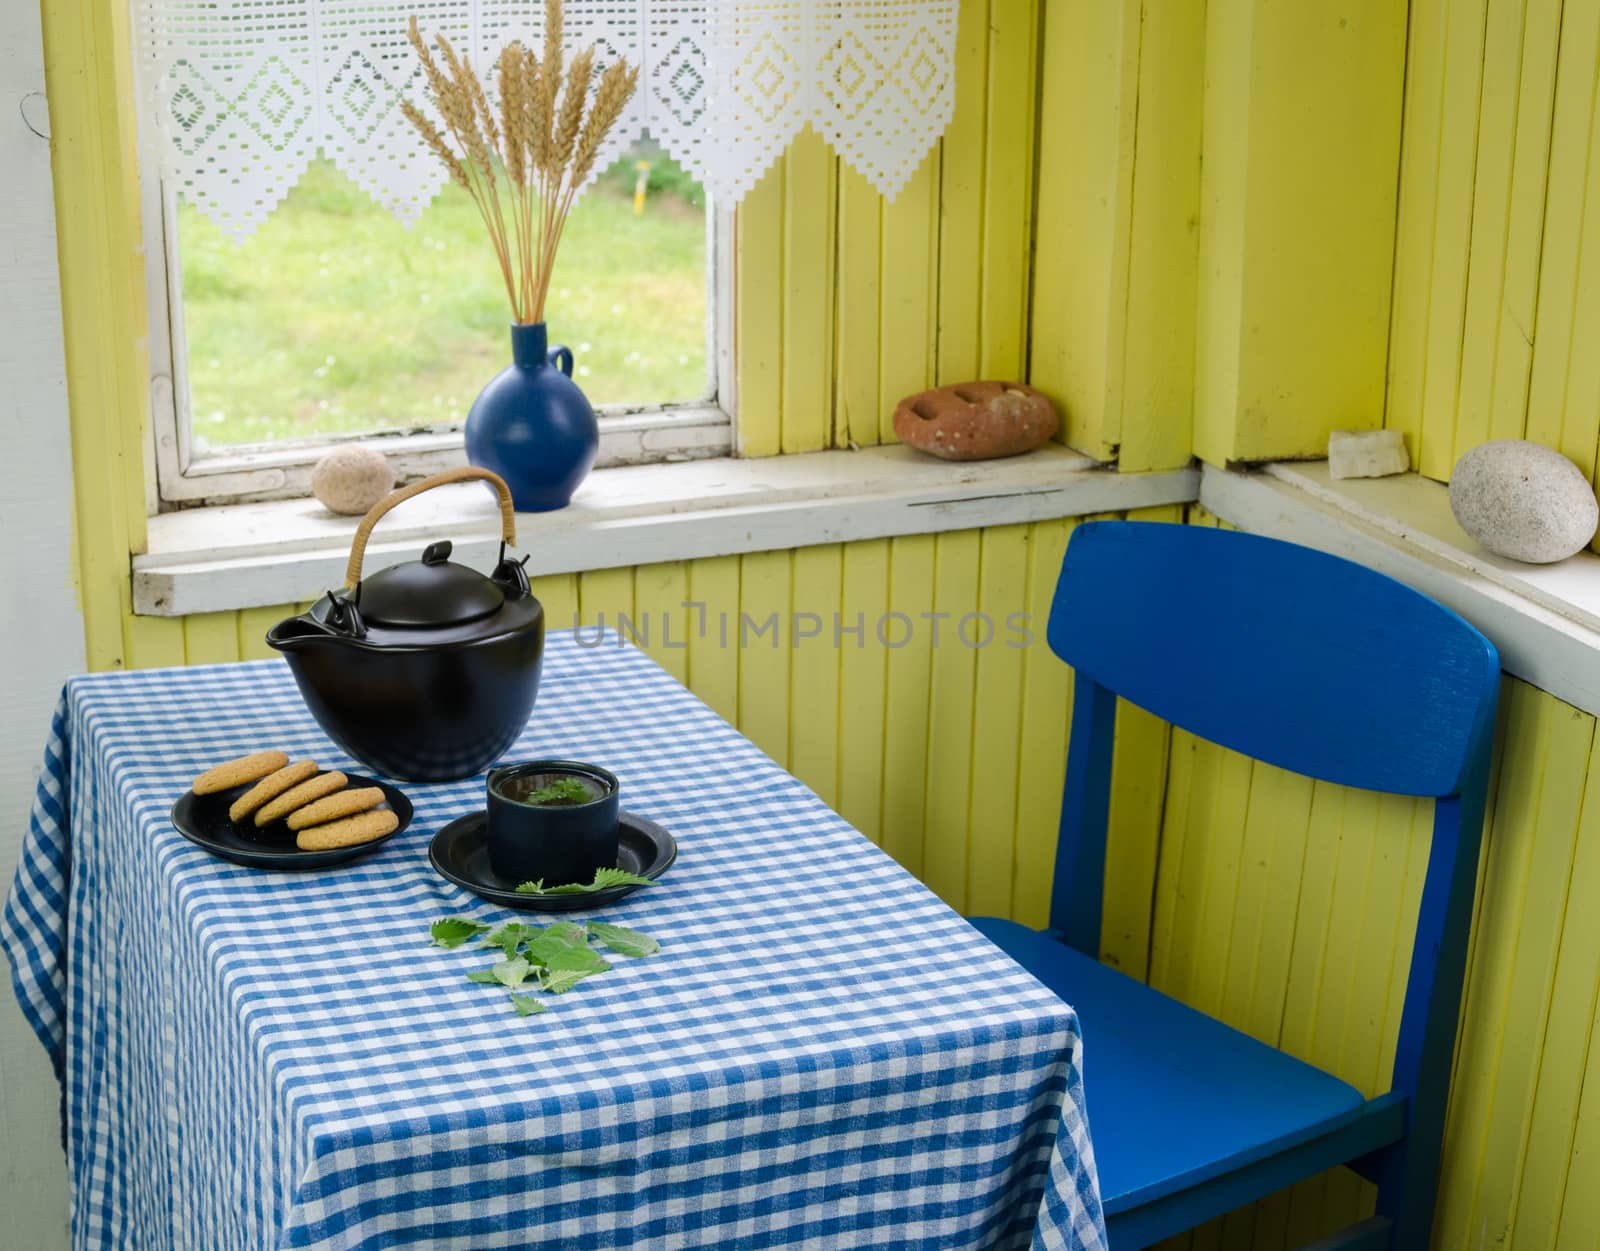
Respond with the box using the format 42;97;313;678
344;467;518;590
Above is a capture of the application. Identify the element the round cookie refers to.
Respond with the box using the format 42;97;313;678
193;751;289;796
295;809;399;851
229;760;319;822
286;787;385;831
255;771;349;827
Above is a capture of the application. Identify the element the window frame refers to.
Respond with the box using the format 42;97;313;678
137;120;737;510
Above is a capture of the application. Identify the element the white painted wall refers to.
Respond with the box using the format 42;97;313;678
1;3;81;1246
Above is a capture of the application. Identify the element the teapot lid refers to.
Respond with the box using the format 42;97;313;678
356;540;504;628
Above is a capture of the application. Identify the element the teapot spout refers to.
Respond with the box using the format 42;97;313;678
266;615;343;653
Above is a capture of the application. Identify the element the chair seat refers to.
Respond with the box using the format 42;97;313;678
970;917;1368;1214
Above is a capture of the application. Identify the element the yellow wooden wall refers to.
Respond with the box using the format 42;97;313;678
735;0;1045;458
1387;0;1600;494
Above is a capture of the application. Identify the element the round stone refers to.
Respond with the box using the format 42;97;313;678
311;445;396;516
1448;439;1599;563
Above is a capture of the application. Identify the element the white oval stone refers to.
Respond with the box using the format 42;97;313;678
1449;439;1599;563
311;445;395;516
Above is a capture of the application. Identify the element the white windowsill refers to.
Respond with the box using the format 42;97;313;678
1201;461;1600;718
135;444;1199;617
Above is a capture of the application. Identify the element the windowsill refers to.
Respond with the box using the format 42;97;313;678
1201;460;1600;718
135;444;1199;617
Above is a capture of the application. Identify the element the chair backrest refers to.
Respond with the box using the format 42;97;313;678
1046;521;1499;1113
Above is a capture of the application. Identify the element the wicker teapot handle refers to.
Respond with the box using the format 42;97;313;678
344;466;517;589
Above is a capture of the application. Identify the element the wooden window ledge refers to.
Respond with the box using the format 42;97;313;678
134;445;1198;617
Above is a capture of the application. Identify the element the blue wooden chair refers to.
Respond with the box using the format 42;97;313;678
970;521;1499;1250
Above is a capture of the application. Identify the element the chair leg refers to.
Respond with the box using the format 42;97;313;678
1297;1216;1392;1251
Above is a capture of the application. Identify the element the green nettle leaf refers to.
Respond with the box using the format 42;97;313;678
430;917;491;949
538;967;593;994
465;967;501;985
481;924;536;959
515;879;545;895
545;922;588;946
492;957;533;988
544;946;610;975
510;993;547;1017
585;921;661;958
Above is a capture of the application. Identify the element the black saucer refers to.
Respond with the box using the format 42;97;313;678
428;810;676;911
170;774;413;870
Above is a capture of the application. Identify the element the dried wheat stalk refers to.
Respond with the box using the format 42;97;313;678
400;1;639;325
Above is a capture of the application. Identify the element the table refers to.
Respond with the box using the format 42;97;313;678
4;631;1105;1250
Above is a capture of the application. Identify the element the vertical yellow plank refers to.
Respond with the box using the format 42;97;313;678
1217;762;1316;1043
1116;0;1204;472
1195;0;1407;464
1027;0;1138;461
966;523;1028;918
577;567;635;637
1012;518;1074;929
880;534;937;875
788;544;842;807
1148;727;1198;989
685;555;741;727
978;0;1038;383
735;159;785;457
1100;700;1171;977
736;550;792;766
633;561;690;685
837;539;890;842
1524;0;1600;461
1415;0;1491;481
44;0;151;670
921;530;981;910
937;0;990;385
1187;745;1255;1020
535;573;580;635
235;605;287;662
1384;0;1449;462
1460;694;1591;1243
1435;682;1551;1246
1453;0;1538;461
1511;719;1600;1246
780;131;835;453
1489;0;1564;445
835;169;883;448
1556;991;1600;1248
182;611;241;666
878;151;941;444
122;615;186;670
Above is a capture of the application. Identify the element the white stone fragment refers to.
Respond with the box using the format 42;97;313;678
1449;439;1600;564
1327;429;1410;479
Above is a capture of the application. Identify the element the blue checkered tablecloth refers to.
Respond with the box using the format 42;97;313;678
3;631;1104;1250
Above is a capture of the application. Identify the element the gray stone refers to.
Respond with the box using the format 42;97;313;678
1448;439;1599;563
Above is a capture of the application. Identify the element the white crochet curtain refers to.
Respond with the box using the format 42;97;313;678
133;1;960;240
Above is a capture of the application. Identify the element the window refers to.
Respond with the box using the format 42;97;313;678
140;135;735;508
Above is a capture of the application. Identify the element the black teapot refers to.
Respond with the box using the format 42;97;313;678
268;467;544;782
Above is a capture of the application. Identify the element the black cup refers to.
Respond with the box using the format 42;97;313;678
486;760;620;886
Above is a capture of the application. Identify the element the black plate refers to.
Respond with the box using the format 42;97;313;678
170;774;413;870
428;810;676;911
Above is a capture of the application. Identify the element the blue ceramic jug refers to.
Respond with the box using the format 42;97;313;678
465;323;598;512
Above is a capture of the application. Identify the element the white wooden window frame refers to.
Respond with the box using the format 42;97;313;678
135;114;737;510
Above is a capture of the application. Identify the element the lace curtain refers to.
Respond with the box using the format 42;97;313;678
133;1;960;239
